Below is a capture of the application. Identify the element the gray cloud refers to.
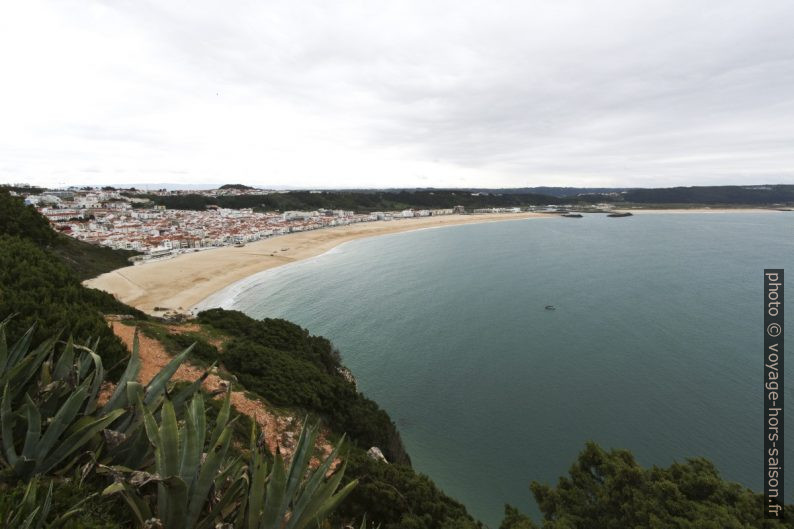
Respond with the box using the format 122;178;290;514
1;0;793;188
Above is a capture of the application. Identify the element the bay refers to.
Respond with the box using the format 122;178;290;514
213;212;793;525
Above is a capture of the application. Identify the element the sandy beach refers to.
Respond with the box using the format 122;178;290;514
85;212;548;315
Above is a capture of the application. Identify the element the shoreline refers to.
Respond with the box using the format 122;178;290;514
85;212;548;315
84;207;786;315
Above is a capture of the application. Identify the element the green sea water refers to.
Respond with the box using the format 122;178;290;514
208;212;793;525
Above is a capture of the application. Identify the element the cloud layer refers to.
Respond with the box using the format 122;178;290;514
1;0;793;188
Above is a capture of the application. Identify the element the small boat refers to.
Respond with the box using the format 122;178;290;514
562;213;583;218
234;242;245;248
607;212;633;217
545;305;556;311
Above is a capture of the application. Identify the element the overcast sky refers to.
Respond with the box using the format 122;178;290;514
1;1;793;189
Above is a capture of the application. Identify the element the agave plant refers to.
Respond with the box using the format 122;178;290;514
104;390;247;529
97;331;209;468
0;321;125;480
106;389;358;529
0;319;205;480
237;420;357;529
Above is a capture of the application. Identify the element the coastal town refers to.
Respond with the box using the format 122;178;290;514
10;186;535;264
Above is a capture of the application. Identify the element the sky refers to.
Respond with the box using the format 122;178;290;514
1;1;793;190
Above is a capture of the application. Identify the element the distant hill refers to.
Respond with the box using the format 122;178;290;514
467;186;629;197
219;183;254;190
142;184;794;212
623;184;794;204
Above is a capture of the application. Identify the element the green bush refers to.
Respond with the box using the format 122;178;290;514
0;236;137;369
337;450;477;529
522;442;793;529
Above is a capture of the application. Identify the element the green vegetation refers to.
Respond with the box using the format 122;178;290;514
141;185;794;213
138;323;219;365
197;308;409;466
51;236;139;281
131;316;480;529
0;189;58;245
0;478;129;529
339;450;475;529
622;185;794;205
0;235;142;369
0;189;144;369
146;190;564;212
0;324;356;529
500;442;792;528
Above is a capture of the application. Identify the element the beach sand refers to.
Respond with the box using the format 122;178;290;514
85;212;548;315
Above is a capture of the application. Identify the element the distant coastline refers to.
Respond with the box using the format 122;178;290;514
85;212;548;315
84;207;785;316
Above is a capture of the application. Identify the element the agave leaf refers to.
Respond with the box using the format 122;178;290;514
193;393;206;463
144;341;195;406
292;435;345;507
246;446;268;529
116;428;152;469
179;396;200;488
197;473;247;529
13;457;36;480
287;438;349;529
186;422;233;528
20;395;42;462
38;408;125;474
35;384;89;463
52;338;75;381
0;320;8;373
260;449;288;529
159;399;181;478
171;365;213;412
162;475;189;529
80;349;105;415
208;388;231;448
113;380;147;435
7;323;35;369
7;337;57;400
140;394;162;449
280;420;318;514
101;336;142;415
290;467;357;529
313;478;358;527
1;383;18;467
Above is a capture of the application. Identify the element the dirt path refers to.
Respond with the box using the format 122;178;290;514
110;321;333;461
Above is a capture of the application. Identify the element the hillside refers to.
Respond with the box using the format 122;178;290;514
52;234;140;281
111;315;478;529
132;185;794;213
0;189;480;528
0;187;790;528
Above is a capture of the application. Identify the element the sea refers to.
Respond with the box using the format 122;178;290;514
201;212;793;526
